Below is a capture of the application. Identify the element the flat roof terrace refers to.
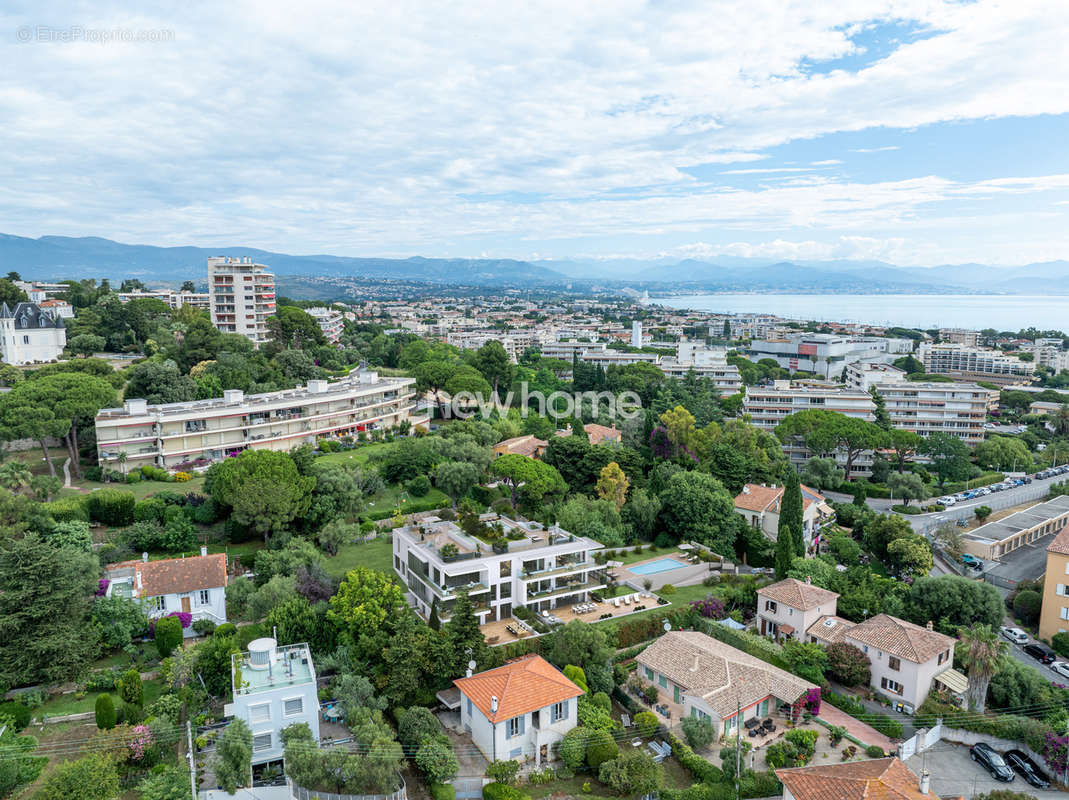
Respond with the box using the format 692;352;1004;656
233;643;315;696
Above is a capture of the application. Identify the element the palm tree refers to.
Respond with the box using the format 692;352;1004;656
958;623;1006;712
0;461;32;493
1054;404;1069;437
116;451;128;478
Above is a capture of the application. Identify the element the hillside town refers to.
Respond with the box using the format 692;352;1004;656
0;262;1066;800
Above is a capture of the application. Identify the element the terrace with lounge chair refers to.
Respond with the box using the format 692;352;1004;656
479;591;665;644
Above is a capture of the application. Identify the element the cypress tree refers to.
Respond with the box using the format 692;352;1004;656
95;693;116;729
870;387;893;431
774;520;794;579
428;597;440;631
781;470;805;557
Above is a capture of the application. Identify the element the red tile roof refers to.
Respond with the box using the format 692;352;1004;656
759;578;839;611
733;483;825;514
108;554;227;598
846;614;954;664
453;655;584;723
1048;524;1069;555
777;757;940;800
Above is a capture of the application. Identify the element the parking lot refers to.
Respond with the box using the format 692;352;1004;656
907;742;1064;798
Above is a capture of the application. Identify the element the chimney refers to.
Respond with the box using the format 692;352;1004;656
690;654;700;672
490;696;499;713
926;620;933;631
200;545;208;557
919;770;930;794
742;486;750;494
805;575;811;585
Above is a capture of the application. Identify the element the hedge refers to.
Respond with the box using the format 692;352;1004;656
87;489;136;526
823;693;902;739
0;701;31;731
943;471;1005;494
482;783;530;800
915;697;1051;753
666;731;724;784
431;784;456;800
45;495;89;523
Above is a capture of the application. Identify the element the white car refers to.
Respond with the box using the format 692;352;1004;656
1000;626;1029;644
938;496;957;506
1052;662;1069;680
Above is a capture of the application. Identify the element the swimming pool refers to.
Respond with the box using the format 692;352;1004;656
629;557;689;575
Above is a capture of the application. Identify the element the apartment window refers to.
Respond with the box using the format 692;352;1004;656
645;667;654;680
1061;607;1069;621
507;716;525;738
500;583;511;599
880;678;903;696
888;656;901;671
22;335;29;344
253;733;272;752
551;701;568;723
283;698;303;716
658;674;668;689
199;589;210;605
764;600;777;613
249;703;271;723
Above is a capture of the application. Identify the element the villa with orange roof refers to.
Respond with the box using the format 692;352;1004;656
777;757;945;800
454;655;584;765
733;483;835;553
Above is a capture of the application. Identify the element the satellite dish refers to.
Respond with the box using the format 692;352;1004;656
468;660;477;672
663;621;672;633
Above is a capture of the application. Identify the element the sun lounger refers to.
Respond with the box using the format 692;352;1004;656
614;598;621;607
621;713;631;727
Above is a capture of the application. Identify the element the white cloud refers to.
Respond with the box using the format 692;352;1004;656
0;0;1067;266
852;146;901;152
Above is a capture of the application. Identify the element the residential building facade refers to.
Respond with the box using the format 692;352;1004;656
733;484;836;553
305;307;345;343
843;615;957;711
208;256;276;344
454;655;583;765
777;757;941;800
938;328;981;347
1038;525;1069;641
917;342;1035;385
0;302;66;365
636;631;816;738
227;638;321;766
755;578;839;641
117;289;210;310
392;515;604;626
748;334;911;379
105;549;227;633
95;368;423;472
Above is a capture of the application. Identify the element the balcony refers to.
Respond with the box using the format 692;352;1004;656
521;560;591;580
526;577;603;600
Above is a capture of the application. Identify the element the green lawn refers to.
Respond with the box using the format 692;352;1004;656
67;474;206;500
314;442;394;467
525;754;695;798
38;678;166;719
325;535;394;578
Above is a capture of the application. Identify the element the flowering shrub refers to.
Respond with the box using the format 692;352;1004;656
804;687;821;716
128;724;154;761
171;611;192;628
690;596;726;619
96;578;110;597
174;472;192;482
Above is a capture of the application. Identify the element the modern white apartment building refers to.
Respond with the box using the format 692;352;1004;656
540;341;606;361
305;307;345;344
742;380;876;474
392;515;604;626
0;302;66;365
95;368;424;472
208;256;276;344
226;638;320;767
658;342;742;393
117;289;210;310
938;328;981;347
918;342;1035;385
580;350;659;368
1023;345;1069;373
749;334;912;379
845;362;992;444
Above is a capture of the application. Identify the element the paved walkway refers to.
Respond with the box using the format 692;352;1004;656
817;703;895;752
62;457;72;488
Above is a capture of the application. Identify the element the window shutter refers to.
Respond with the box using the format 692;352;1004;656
1060;584;1065;597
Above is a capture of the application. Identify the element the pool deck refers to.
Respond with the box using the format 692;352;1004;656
618;552;714;590
480;594;663;645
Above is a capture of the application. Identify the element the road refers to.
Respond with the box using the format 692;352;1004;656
825;466;1067;534
1000;628;1069;688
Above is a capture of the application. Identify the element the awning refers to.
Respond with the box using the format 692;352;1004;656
778;623;795;635
436;687;462;710
934;668;969;695
678;543;694;551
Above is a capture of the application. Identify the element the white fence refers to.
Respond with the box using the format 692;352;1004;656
896;723;942;760
287;777;407;800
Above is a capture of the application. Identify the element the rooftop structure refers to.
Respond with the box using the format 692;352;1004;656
963;495;1069;559
918;342;1035;386
777;757;940;800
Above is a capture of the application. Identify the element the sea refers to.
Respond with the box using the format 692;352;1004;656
655;294;1069;333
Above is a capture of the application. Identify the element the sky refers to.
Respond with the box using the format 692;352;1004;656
2;0;1069;268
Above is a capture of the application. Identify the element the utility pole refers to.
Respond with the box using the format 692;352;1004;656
734;695;741;800
186;720;196;800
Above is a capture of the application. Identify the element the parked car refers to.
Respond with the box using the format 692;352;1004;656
962;554;982;566
970;743;1015;782
938;496;956;506
1022;476;1033;484
1023;643;1055;664
1000;626;1028;644
1052;661;1069;680
1005;750;1051;788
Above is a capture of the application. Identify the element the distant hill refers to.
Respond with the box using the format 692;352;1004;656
2;232;1067;293
0;234;566;286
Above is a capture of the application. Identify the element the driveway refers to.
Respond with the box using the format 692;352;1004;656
906;741;1063;798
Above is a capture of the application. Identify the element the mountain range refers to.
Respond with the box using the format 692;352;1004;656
1;233;1068;294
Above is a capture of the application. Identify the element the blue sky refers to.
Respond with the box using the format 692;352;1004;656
1;0;1068;267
